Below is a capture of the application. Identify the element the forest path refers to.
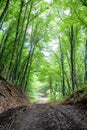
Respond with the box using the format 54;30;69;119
0;103;87;130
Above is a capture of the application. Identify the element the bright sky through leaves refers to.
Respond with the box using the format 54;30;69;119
44;0;53;3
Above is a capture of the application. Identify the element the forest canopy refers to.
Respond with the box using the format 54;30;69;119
0;0;87;102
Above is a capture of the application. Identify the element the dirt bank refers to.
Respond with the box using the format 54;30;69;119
0;76;31;114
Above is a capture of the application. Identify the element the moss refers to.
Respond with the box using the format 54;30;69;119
64;86;87;104
30;99;39;103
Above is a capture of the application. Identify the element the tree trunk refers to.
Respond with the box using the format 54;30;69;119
20;41;34;90
84;40;87;84
49;76;53;97
64;71;71;93
13;3;29;82
59;38;65;96
7;0;24;80
23;45;35;91
0;0;10;23
0;24;12;74
12;1;33;82
70;25;76;91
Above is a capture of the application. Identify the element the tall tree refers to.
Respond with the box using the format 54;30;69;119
70;25;77;91
59;37;65;96
7;0;24;80
84;40;87;84
0;0;10;23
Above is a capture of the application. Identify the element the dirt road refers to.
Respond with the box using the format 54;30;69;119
0;103;87;130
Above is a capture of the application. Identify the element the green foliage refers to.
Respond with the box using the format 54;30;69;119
0;0;87;102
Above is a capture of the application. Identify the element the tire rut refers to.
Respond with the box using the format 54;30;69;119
0;104;87;130
49;106;79;130
55;106;87;129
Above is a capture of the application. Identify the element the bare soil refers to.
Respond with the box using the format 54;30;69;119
0;103;87;130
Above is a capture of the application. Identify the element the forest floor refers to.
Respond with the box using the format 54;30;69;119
0;77;87;130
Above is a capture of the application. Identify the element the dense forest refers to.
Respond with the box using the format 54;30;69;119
1;0;87;130
0;0;87;102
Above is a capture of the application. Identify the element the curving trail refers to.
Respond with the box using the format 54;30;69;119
0;103;87;130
